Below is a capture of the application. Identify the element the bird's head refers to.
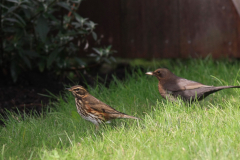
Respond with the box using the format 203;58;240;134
66;85;88;98
146;68;175;81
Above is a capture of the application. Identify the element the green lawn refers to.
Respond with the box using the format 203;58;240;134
1;58;240;159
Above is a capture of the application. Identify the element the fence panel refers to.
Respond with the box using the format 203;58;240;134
78;0;240;58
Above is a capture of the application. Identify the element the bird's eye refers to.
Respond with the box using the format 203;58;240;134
157;71;161;74
74;88;80;91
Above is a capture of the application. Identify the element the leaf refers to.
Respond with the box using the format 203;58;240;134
20;4;29;9
11;61;18;82
75;57;86;66
21;55;31;69
103;58;111;64
107;45;112;50
48;13;58;23
35;15;49;42
75;14;88;25
0;4;9;10
56;2;71;11
92;31;97;41
64;15;71;24
74;13;82;22
95;57;100;62
23;8;32;19
6;0;18;3
24;50;39;57
2;27;16;33
84;41;89;50
69;0;81;4
85;21;97;30
4;18;20;23
9;13;26;27
13;13;26;26
71;22;80;28
47;47;64;68
19;51;31;69
92;48;102;55
38;60;45;72
88;53;97;57
110;56;116;62
7;6;18;13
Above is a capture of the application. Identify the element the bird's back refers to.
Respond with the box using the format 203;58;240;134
83;94;123;114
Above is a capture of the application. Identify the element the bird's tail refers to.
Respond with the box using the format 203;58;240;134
112;113;141;120
121;114;141;120
214;86;240;90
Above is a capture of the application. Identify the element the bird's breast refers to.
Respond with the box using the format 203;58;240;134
158;83;167;98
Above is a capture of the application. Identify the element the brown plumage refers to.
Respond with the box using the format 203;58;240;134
66;85;140;129
146;68;240;102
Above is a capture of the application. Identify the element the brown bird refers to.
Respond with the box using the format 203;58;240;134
66;85;140;129
146;68;240;102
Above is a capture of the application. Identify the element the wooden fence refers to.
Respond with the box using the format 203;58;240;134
78;0;240;58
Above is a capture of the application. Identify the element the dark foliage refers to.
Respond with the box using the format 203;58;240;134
1;0;115;82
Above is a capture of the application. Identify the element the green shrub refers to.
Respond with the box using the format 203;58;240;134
1;0;115;82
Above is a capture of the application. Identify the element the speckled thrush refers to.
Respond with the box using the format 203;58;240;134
66;85;140;129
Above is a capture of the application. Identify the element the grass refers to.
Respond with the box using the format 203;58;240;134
1;58;240;159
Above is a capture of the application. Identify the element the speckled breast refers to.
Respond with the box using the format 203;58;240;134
75;99;102;125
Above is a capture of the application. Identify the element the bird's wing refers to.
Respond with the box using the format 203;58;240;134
167;78;212;91
84;94;122;114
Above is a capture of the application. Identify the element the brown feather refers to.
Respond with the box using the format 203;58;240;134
146;68;240;102
67;85;140;128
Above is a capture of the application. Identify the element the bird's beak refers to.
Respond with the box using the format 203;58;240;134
65;88;71;91
145;72;153;75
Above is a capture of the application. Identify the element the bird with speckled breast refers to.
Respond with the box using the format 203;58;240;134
66;85;140;129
